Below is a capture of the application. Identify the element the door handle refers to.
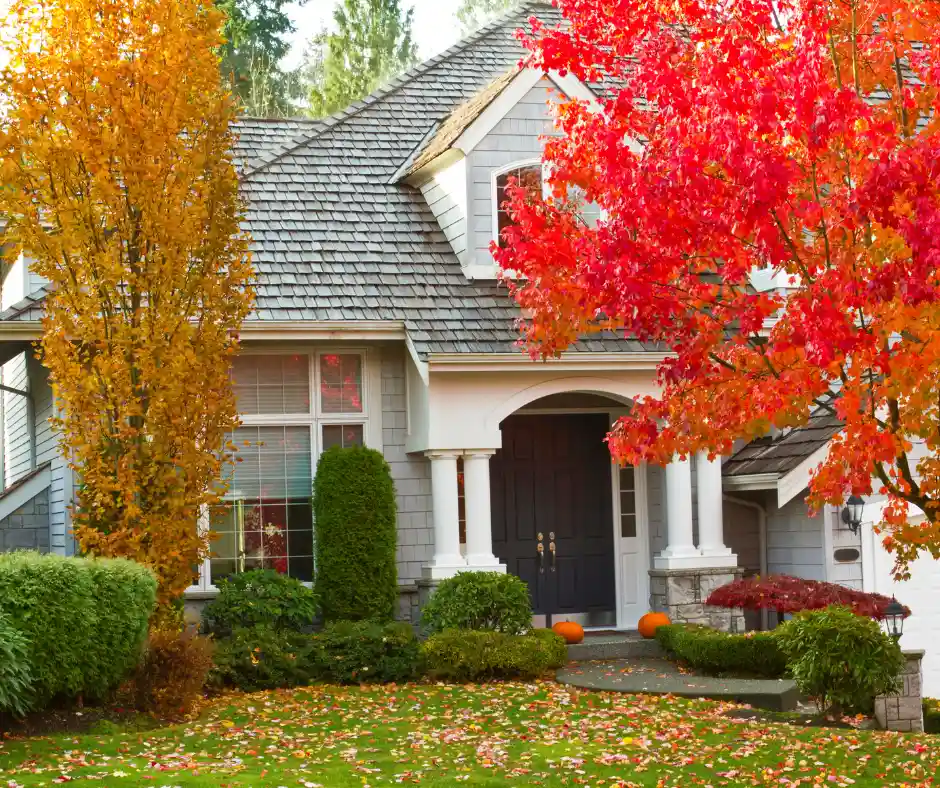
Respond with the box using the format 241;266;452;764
549;540;556;572
536;541;545;573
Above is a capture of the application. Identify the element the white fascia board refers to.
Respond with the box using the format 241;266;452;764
776;440;834;507
239;320;406;341
427;351;670;373
452;67;545;155
722;472;779;491
0;464;51;523
0;322;42;340
405;334;429;386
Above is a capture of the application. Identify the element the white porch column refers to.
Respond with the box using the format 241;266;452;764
696;452;736;566
654;454;702;568
462;450;505;572
423;451;467;579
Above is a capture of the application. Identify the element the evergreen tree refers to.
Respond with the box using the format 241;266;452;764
218;0;306;116
455;0;515;34
307;0;418;118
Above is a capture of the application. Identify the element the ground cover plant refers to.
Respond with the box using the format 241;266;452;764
0;683;936;786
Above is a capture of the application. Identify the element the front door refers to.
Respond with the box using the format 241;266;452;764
490;413;616;626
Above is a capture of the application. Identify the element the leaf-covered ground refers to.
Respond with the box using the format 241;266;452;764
0;682;937;786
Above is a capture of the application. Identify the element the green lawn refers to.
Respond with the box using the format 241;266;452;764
0;682;937;787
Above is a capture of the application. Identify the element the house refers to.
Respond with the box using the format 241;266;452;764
0;1;933;687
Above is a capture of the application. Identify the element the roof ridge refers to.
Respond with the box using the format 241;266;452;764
242;0;546;181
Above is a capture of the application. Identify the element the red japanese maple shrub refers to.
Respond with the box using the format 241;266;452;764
706;575;910;621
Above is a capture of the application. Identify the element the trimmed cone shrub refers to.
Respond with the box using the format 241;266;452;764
422;629;566;682
310;621;421;684
0;610;32;717
203;569;318;635
655;623;787;678
0;552;156;708
210;626;316;692
313;445;397;622
775;605;904;715
421;572;532;635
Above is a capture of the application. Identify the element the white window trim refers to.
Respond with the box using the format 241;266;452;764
187;346;383;594
490;158;548;246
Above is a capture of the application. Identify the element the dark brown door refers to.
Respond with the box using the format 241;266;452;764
491;413;616;622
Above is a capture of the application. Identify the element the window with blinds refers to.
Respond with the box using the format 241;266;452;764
193;351;370;590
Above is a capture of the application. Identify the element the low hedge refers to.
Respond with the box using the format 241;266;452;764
0;552;156;708
210;625;315;692
655;623;787;678
310;620;421;684
211;621;421;691
422;629;567;682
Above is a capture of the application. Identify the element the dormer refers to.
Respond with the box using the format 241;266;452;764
396;66;601;280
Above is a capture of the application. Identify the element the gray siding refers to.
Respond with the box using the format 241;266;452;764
467;77;561;267
419;158;467;261
766;496;826;580
829;504;863;588
0;484;49;552
30;357;55;466
381;346;433;585
647;463;666;556
2;353;31;486
724;499;761;575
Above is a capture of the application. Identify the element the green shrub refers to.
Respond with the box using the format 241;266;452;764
0;610;32;717
421;629;565;682
126;627;214;719
421;572;532;635
0;552;156;708
210;626;316;692
310;620;421;684
923;698;940;734
313;446;397;622
655;623;787;678
202;570;318;635
531;628;569;669
775;605;904;714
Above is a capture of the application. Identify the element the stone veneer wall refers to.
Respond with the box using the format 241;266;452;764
875;650;925;732
0;486;50;552
650;567;746;632
380;347;433;624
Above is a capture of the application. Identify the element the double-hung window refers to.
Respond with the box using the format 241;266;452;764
190;350;372;591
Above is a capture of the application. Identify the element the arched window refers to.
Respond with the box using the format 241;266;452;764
493;161;543;245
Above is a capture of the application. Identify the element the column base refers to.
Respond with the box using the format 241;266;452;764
422;559;468;581
464;556;507;573
649;566;745;632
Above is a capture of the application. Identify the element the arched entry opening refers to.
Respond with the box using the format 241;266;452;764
488;392;649;629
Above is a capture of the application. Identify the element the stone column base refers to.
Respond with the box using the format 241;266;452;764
875;650;925;732
649;566;745;633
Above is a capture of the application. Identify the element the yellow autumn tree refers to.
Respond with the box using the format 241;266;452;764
0;0;254;615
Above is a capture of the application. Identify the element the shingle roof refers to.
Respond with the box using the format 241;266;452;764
0;286;48;322
722;410;843;478
404;68;519;176
237;2;651;357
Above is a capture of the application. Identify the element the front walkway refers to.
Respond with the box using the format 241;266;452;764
556;657;800;711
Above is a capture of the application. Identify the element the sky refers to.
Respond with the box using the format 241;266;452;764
281;0;465;69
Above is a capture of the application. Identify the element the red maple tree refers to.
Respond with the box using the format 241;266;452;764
493;0;940;574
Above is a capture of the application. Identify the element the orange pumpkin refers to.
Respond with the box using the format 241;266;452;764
638;611;671;639
552;620;584;644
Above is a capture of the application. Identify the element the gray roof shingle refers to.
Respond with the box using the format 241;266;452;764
722;410;843;478
237;2;650;358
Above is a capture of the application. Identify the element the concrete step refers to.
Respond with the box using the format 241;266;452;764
567;632;664;661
